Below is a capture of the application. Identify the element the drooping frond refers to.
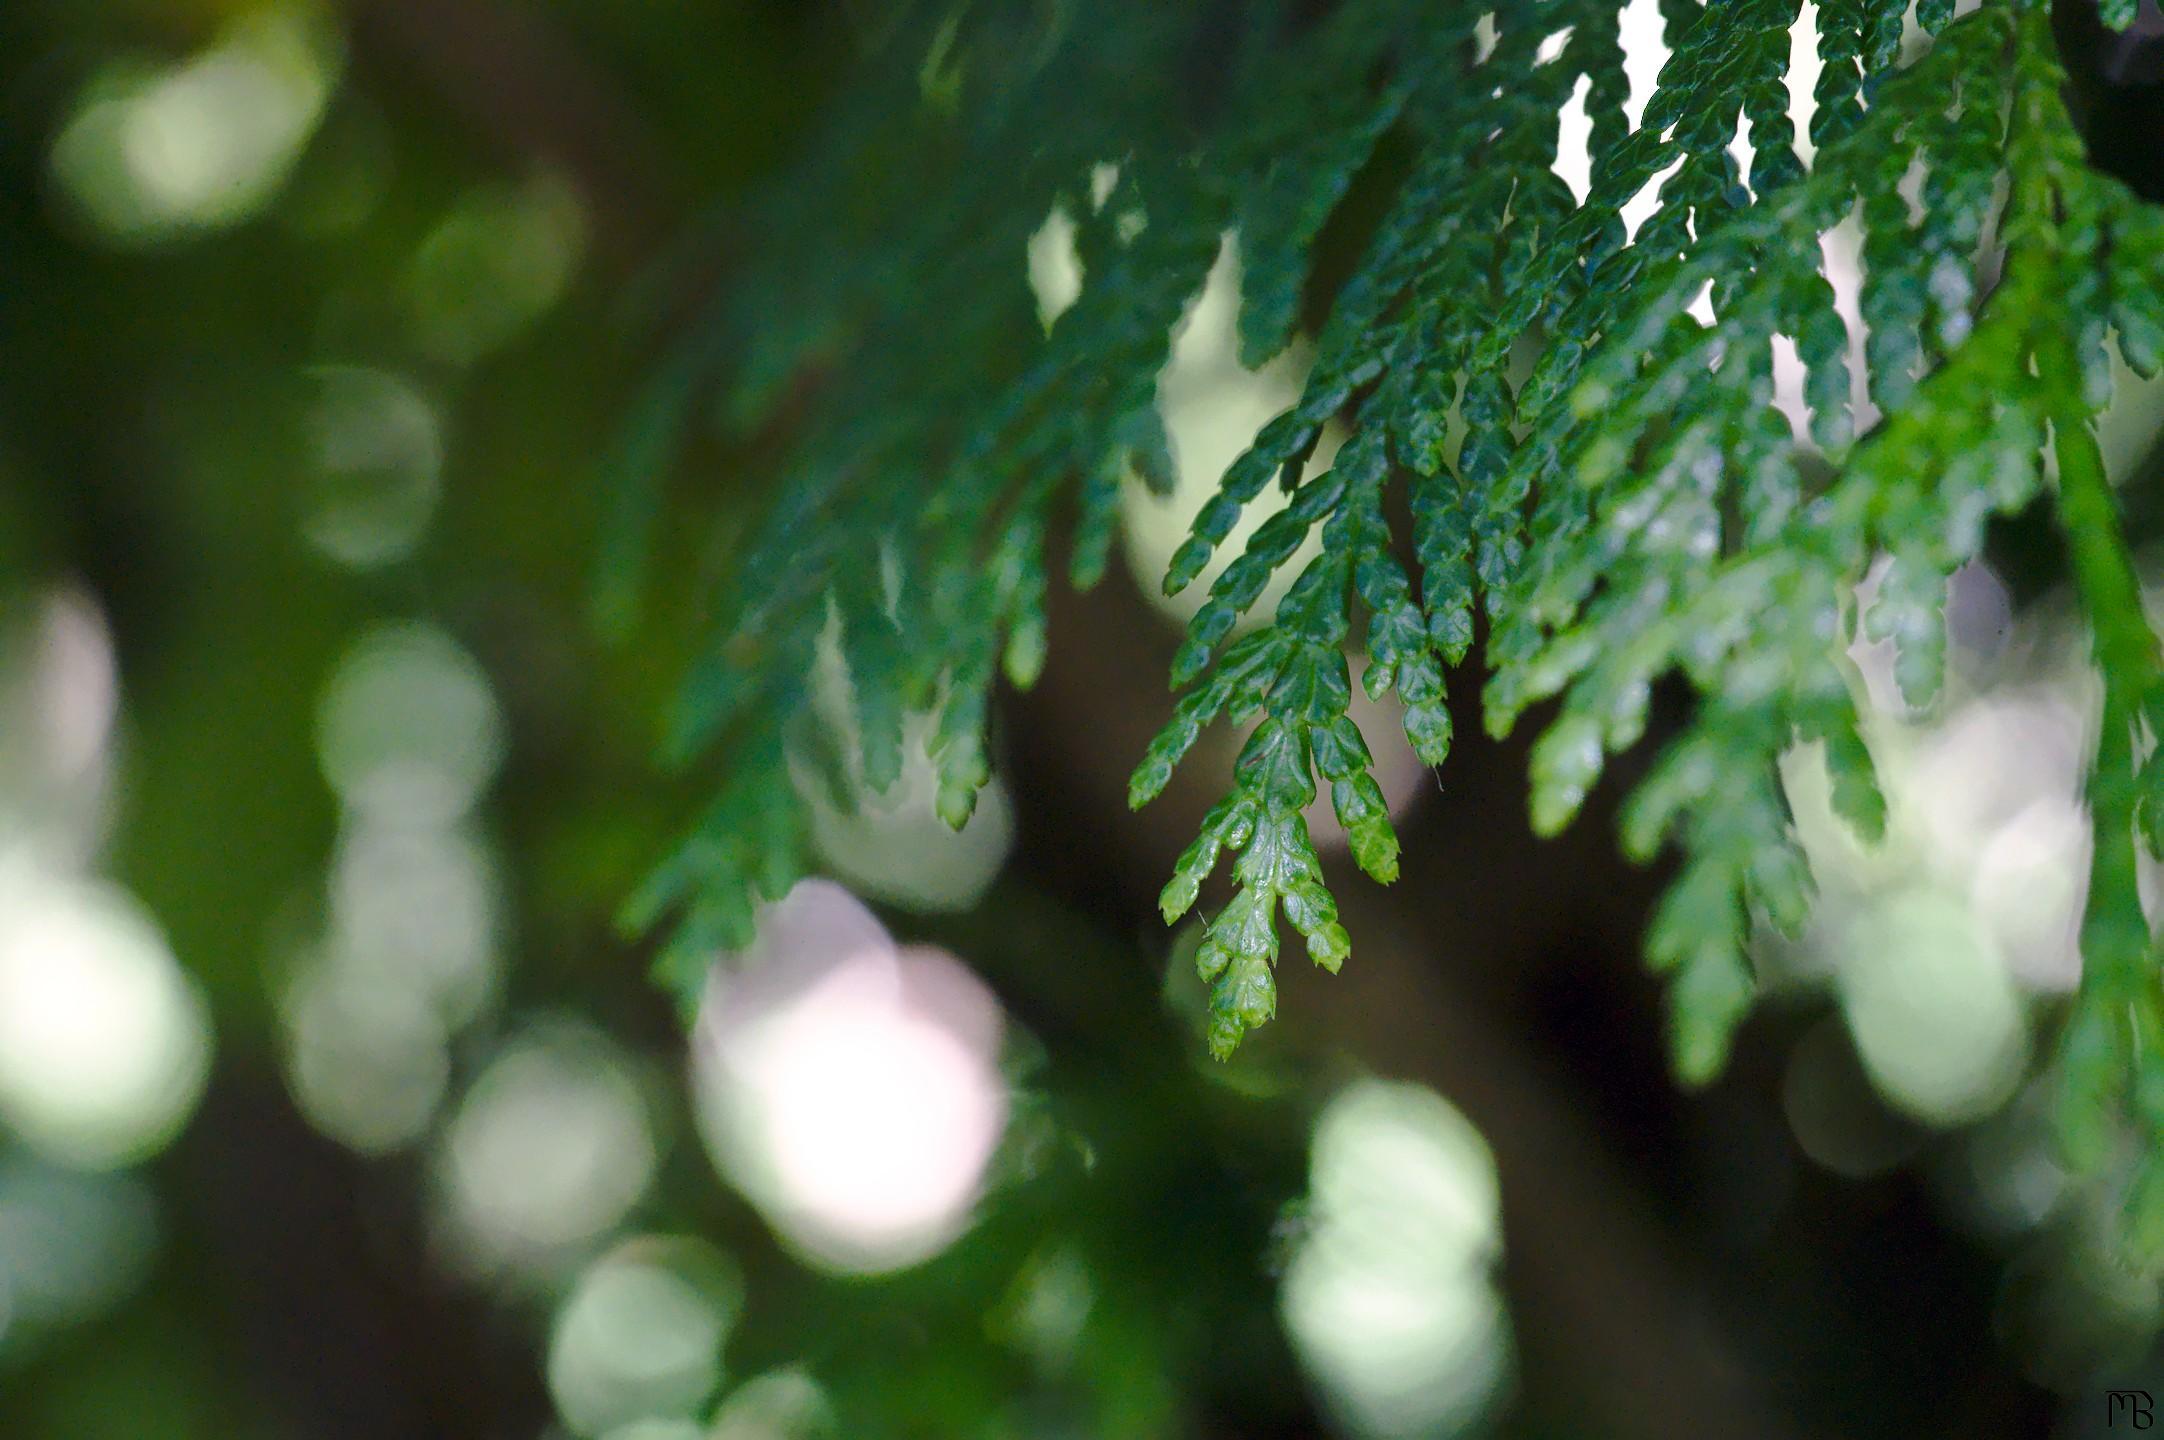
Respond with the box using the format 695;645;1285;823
608;0;2164;1212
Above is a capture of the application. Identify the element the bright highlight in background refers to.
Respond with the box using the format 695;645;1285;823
316;621;505;827
1835;890;2029;1127
49;5;340;245
1115;235;1344;628
436;1022;656;1275
0;588;116;866
1281;1078;1512;1440
285;620;505;1154
406;172;586;367
282;950;451;1155
0;871;212;1171
1777;563;2090;1137
546;1236;741;1437
301;366;443;570
708;1368;834;1439
326;820;501;1027
0;589;208;1173
693;879;1008;1274
792;618;1013;913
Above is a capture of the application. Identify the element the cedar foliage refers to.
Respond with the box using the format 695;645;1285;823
605;0;2164;1229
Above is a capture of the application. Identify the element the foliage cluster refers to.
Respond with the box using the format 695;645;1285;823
609;0;2164;1224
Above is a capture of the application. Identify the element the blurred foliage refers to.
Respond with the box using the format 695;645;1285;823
8;2;2164;1440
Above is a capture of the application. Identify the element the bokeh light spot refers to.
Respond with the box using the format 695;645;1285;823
1120;236;1344;629
1282;1079;1512;1439
50;6;340;245
281;949;451;1155
546;1237;740;1437
1025;203;1082;329
438;1022;657;1275
406;172;585;366
301;366;443;569
327;819;502;1026
0;588;118;865
708;1368;835;1440
1836;890;2029;1128
317;622;504;827
0;867;211;1170
1780;1015;1924;1179
792;622;1013;911
694;880;1009;1275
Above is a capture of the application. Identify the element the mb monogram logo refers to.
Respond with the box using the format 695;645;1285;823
2110;1390;2156;1429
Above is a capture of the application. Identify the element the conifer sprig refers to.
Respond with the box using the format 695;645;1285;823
609;0;2164;1179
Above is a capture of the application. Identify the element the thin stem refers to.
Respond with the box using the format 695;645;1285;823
2051;373;2160;1019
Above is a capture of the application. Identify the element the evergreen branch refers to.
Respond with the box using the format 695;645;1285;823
611;0;2164;1154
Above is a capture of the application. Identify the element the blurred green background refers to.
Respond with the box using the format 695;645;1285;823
5;2;2164;1438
